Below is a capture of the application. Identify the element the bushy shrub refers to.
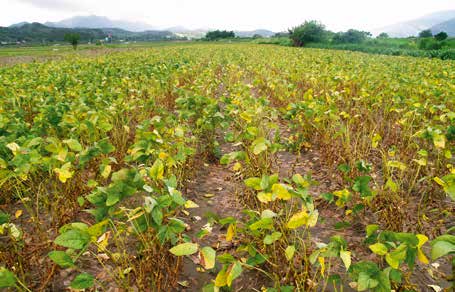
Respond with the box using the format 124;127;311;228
418;38;442;50
332;29;371;44
289;21;327;47
434;32;448;41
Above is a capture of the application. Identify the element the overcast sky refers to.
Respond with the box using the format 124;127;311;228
1;0;455;31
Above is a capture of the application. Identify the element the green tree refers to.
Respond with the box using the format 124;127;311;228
434;31;448;41
418;29;433;38
332;29;371;44
64;33;80;50
377;32;389;39
205;30;235;41
289;20;327;47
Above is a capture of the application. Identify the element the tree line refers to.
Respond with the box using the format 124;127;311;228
288;20;450;49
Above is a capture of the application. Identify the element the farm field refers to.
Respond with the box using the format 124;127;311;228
0;41;193;67
1;43;455;291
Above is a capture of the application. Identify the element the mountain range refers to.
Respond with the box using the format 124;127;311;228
44;15;156;32
8;15;276;39
373;10;455;37
3;11;455;43
0;22;176;43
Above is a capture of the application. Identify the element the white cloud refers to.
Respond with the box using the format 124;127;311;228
15;0;87;12
1;0;454;31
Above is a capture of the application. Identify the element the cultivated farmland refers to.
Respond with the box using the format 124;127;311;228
1;43;455;291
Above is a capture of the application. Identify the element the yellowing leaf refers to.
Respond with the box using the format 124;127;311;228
285;245;296;261
417;248;429;264
417;234;428;248
318;257;325;275
54;162;73;183
226;223;236;242
184;200;199;209
57;148;68;162
387;161;407;171
150;159;164;180
257;192;273;203
340;250;351;271
272;183;291;200
369;242;388;255
226;261;242;287
287;211;309;229
15;210;23;218
307;210;319;227
101;164;111;179
371;133;382;148
159;152;168;160
6;143;20;156
215;268;228;287
200;247;216;270
169;242;199;256
433;134;446;149
252;139;268;155
413;158;427;166
232;162;242;171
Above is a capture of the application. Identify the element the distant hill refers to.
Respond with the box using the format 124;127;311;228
373;10;455;37
166;28;276;39
1;22;105;43
431;18;455;36
235;29;275;38
9;22;29;28
166;27;208;38
0;22;176;43
45;15;155;32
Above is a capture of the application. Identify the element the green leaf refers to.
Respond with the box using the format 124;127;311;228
48;251;75;268
54;229;90;250
357;272;378;291
106;191;120;206
244;177;262;190
366;224;379;237
264;232;282;245
0;212;10;225
200;247;216;269
352;176;372;197
337;163;351;174
70;273;94;290
249;218;273;231
385;244;407;269
169;242;199;256
64;139;82;152
0;267;16;288
431;235;455;260
97;140;115;154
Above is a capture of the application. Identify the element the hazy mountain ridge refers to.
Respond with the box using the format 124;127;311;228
235;29;275;37
431;18;455;36
10;16;276;39
44;15;156;32
373;10;455;37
